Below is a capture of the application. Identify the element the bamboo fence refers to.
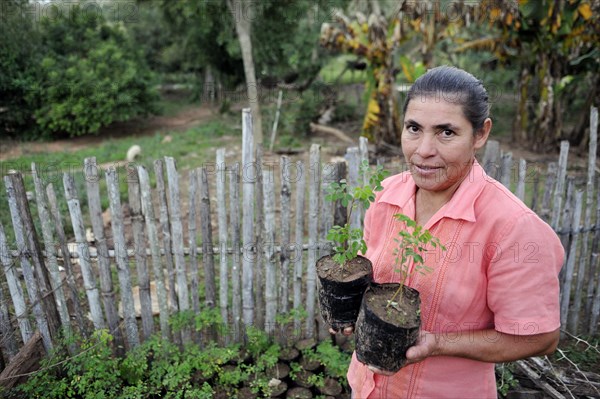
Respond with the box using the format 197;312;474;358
0;107;598;371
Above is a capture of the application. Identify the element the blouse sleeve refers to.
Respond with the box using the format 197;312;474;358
486;211;564;335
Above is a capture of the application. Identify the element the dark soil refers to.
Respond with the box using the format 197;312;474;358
316;255;371;282
367;284;420;328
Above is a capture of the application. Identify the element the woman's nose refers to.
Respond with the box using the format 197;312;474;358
415;134;437;157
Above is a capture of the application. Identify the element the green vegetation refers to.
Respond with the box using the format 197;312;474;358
3;315;352;399
325;160;389;266
1;1;158;140
0;117;239;243
387;214;444;306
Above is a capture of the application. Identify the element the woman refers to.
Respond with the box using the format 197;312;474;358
340;66;564;398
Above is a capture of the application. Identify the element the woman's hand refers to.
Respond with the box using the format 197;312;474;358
364;327;560;375
365;330;438;376
405;330;439;364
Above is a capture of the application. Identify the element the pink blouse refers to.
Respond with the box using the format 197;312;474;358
347;161;564;398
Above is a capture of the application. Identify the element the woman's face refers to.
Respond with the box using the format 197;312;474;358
401;95;490;196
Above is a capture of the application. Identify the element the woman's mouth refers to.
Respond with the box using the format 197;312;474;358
413;163;443;176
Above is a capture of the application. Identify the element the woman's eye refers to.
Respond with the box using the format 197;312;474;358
440;129;455;138
407;125;419;133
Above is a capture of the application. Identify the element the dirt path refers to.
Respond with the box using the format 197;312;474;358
0;105;217;161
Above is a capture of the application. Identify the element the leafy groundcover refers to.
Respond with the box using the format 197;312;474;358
2;326;352;399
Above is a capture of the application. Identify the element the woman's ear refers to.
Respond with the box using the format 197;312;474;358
474;118;492;151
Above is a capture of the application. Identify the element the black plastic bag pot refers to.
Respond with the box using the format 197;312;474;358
355;282;421;373
317;255;373;331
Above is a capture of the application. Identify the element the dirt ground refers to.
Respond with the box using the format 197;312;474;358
0;105;215;162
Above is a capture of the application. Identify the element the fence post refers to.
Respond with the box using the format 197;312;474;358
105;168;139;348
540;163;557;222
0;222;32;346
551;141;569;230
561;190;583;332
319;161;336;259
306;144;321;338
138;165;170;340
482;140;500;179
31;163;71;343
84;157;123;348
242;108;255;330
5;171;58;349
5;172;53;352
262;167;277;335
346;147;361;230
229;162;242;342
46;183;88;338
587;176;600;336
293;161;306;333
500;151;512;189
128;166;154;341
589;254;600;336
153;160;179;323
188;169;201;318
279;156;291;315
216;149;229;333
199;167;217;312
254;145;265;331
4;171;52;353
581;106;598;332
164;157;191;344
515;159;526;201
60;177;108;343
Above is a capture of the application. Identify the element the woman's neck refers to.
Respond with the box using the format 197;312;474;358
414;180;462;227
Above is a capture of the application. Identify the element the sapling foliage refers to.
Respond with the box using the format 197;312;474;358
325;160;389;267
387;214;445;308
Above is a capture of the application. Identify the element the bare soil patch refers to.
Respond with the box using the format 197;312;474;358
0;104;216;162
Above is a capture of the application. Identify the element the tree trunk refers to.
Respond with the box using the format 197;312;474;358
228;0;263;145
513;67;530;144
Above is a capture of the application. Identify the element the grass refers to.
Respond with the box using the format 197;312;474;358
0;112;241;244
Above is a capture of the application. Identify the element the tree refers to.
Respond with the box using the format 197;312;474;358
319;1;481;152
227;0;263;144
459;0;600;150
32;4;158;137
321;11;403;151
0;0;43;137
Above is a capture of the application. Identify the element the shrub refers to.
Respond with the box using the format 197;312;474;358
28;4;158;138
0;0;43;138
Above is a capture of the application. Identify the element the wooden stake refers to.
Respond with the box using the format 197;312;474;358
138;165;170;340
105;168;139;348
84;157;123;348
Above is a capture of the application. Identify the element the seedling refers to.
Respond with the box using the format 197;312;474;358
386;214;445;308
325;160;389;267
